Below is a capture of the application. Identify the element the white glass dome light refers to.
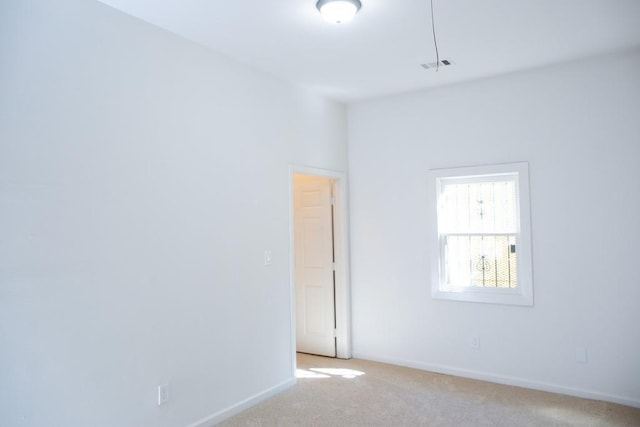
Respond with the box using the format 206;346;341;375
316;0;362;24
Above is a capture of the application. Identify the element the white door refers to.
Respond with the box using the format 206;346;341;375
293;174;336;357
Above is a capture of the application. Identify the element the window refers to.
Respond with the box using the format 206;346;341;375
428;162;533;306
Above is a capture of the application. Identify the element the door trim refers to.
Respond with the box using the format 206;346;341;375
288;165;352;371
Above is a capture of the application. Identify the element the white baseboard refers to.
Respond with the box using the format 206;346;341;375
352;352;640;409
187;377;296;427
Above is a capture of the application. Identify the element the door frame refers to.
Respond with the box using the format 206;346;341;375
288;165;352;371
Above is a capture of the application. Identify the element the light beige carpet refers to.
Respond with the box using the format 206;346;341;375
219;353;640;426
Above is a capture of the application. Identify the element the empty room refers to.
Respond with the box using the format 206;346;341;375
1;0;639;426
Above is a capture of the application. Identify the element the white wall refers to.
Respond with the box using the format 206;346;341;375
348;49;640;406
0;1;347;426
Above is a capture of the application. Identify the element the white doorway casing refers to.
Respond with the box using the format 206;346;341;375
289;165;351;370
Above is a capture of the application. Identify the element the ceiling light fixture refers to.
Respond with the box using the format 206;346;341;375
316;0;362;24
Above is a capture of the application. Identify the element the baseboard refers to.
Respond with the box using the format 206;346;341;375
352;352;640;409
186;377;296;427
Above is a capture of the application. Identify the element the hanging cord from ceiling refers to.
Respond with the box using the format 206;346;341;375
430;0;440;71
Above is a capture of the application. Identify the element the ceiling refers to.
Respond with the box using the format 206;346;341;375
97;0;640;102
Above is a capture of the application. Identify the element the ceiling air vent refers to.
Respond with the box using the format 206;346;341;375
420;59;454;70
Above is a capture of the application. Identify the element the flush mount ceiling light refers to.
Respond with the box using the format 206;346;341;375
316;0;362;24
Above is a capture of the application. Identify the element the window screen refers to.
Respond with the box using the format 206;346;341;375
439;179;518;288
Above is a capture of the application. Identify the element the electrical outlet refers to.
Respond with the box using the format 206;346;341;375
470;335;480;350
158;384;169;405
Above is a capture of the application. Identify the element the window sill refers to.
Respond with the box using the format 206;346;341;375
432;286;533;306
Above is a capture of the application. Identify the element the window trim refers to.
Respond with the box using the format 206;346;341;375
427;162;534;306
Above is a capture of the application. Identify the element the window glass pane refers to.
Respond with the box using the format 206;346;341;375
440;179;517;234
445;235;517;288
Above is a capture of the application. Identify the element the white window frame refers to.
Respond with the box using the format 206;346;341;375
427;162;534;306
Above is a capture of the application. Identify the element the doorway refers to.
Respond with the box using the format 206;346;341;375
289;166;351;365
293;174;336;357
